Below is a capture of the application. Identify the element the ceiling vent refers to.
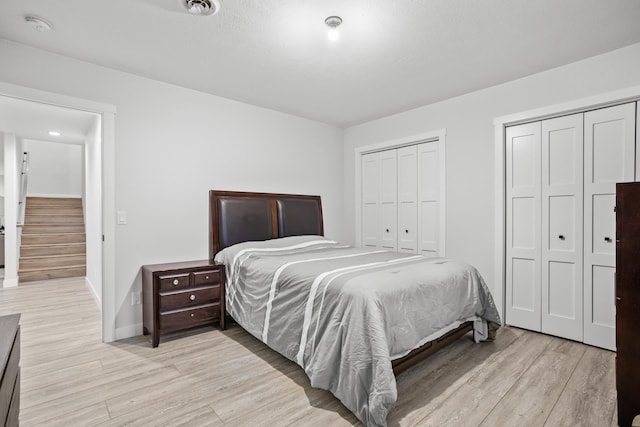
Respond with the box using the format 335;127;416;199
182;0;220;16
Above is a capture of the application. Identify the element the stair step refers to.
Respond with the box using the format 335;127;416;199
20;196;87;282
19;254;86;270
22;225;86;234
26;197;82;207
21;243;86;257
19;265;86;283
24;214;84;225
21;233;86;245
25;208;83;216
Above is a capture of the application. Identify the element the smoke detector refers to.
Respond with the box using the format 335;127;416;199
181;0;220;16
24;15;53;32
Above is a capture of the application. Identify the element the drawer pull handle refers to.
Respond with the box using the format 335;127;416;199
604;237;612;242
190;295;196;301
385;229;389;233
172;279;180;286
205;276;209;280
190;313;194;317
558;235;565;240
405;229;409;234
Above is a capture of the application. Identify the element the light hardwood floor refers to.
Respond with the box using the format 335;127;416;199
0;277;619;427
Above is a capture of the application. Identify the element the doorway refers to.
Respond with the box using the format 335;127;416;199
0;81;116;342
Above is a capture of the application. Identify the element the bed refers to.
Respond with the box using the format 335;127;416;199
209;190;501;427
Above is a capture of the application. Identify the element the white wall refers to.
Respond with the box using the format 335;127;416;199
24;139;83;197
0;40;344;337
2;133;20;287
344;42;640;299
85;116;102;304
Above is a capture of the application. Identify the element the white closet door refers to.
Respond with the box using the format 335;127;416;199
584;102;636;351
398;146;418;253
417;142;439;256
541;114;583;341
380;150;398;250
362;152;380;248
506;122;542;331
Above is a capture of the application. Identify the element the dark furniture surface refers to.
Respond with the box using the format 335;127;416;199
209;190;323;257
209;189;474;376
0;314;20;427
616;182;640;427
142;261;225;348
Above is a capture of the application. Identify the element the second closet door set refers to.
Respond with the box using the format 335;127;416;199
506;102;636;350
362;142;439;256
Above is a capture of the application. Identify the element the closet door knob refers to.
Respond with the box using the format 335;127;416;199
405;229;409;234
558;235;565;240
385;229;389;233
604;237;612;242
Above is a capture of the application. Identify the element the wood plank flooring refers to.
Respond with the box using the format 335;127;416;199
0;277;619;426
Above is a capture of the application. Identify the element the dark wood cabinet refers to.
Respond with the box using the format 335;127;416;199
142;260;225;348
616;182;640;427
0;314;20;427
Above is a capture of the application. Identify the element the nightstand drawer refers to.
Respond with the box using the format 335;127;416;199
158;273;190;291
193;270;221;286
159;304;220;331
159;286;221;311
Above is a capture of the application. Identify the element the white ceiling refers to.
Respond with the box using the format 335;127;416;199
1;0;640;127
0;96;97;145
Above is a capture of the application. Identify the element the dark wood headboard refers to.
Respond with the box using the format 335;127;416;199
209;190;324;258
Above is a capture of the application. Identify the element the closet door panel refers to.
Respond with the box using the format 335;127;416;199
506;122;542;331
541;114;583;341
362;153;380;247
592;194;616;255
591;265;616;327
512;258;537;313
548;261;576;319
398;146;418;252
419;201;437;255
584;102;635;350
398;203;417;252
380;150;397;250
418;142;439;256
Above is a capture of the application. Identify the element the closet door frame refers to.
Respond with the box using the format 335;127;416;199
494;85;640;325
354;129;447;257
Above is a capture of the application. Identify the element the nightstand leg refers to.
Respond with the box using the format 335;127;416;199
152;332;160;348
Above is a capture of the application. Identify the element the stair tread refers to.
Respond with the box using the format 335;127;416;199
20;253;86;260
21;232;86;235
22;242;86;248
19;264;86;273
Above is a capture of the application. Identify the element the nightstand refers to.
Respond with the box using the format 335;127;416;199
141;260;225;347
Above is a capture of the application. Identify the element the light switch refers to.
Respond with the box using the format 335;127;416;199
117;210;127;225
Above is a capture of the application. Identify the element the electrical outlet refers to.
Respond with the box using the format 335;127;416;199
131;291;141;305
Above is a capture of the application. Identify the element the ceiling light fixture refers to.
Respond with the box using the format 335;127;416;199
24;15;53;32
181;0;220;16
48;131;61;136
325;16;342;41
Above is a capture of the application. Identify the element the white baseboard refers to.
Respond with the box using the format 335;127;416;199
2;277;18;288
115;323;143;340
84;277;101;310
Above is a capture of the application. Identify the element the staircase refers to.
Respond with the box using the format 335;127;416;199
19;197;86;282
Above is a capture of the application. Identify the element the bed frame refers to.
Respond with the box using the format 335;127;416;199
209;190;473;375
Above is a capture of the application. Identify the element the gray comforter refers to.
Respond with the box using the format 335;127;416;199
214;236;501;426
